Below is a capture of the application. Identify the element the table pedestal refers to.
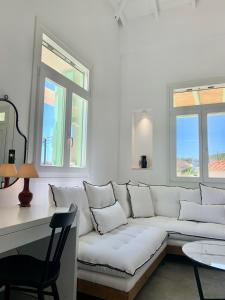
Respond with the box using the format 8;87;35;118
193;263;225;300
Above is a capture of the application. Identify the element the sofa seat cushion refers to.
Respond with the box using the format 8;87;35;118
128;216;225;241
78;223;167;278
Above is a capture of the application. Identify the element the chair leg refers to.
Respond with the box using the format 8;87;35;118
51;282;60;300
4;285;10;300
37;289;45;300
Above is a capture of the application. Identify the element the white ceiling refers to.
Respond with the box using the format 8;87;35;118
109;0;197;25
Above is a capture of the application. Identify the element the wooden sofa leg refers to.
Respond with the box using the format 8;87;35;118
78;279;129;300
166;245;184;256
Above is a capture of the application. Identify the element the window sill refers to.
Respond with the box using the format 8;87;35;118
37;168;89;179
170;177;225;188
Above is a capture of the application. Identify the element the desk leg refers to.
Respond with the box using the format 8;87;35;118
19;227;77;300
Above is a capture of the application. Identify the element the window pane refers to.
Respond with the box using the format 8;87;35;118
70;94;88;168
176;115;200;177
41;78;66;167
174;91;197;107
0;112;5;122
208;112;225;178
173;87;225;108
41;34;89;90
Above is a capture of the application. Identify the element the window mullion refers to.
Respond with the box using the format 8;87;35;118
199;110;205;181
201;108;208;182
170;111;177;181
63;88;73;169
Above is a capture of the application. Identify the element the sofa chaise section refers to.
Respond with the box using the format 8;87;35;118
77;223;167;300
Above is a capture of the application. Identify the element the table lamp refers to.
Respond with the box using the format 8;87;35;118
0;163;17;188
17;163;39;207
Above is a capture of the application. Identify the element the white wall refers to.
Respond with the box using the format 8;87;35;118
118;0;225;185
2;0;225;204
0;0;120;203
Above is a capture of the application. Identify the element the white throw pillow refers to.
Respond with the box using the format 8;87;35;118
179;200;225;224
127;185;154;218
90;201;128;235
49;185;93;236
111;182;131;217
179;187;201;204
150;185;180;218
83;181;116;208
200;184;225;205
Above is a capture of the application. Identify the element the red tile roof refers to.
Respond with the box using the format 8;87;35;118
208;160;225;171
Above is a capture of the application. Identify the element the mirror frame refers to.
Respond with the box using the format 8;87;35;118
0;95;27;188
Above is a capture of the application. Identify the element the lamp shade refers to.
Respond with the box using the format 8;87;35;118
0;164;17;177
17;163;39;178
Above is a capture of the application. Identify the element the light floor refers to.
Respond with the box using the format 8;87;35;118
2;257;225;299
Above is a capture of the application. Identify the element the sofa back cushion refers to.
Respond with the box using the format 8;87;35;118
83;181;115;208
49;185;93;236
150;185;201;218
200;184;225;205
179;187;201;204
111;182;131;217
150;186;181;218
127;185;154;218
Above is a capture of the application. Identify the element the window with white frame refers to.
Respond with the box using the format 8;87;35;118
35;33;90;173
170;83;225;182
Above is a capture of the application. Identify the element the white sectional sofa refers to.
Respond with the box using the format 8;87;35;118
49;182;225;300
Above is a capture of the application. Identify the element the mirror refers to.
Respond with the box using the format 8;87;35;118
0;95;27;188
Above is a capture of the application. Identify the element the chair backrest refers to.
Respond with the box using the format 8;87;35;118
43;204;77;281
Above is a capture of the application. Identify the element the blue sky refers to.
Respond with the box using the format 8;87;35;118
176;114;225;159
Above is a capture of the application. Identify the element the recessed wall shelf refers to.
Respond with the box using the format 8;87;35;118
131;109;153;170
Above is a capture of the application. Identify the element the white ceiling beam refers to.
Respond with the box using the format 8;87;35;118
118;12;127;26
115;0;129;22
108;0;117;12
191;0;198;8
108;0;126;26
152;0;160;19
108;0;127;26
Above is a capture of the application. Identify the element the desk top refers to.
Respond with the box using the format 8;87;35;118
183;240;225;271
0;205;68;236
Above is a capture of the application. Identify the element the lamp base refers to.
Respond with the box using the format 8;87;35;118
4;177;10;188
18;178;33;207
18;192;32;207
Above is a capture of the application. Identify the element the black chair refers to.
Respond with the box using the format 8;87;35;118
0;204;77;300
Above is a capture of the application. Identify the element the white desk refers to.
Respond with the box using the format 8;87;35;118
0;205;77;300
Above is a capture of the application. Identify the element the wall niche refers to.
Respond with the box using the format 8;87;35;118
131;110;153;170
